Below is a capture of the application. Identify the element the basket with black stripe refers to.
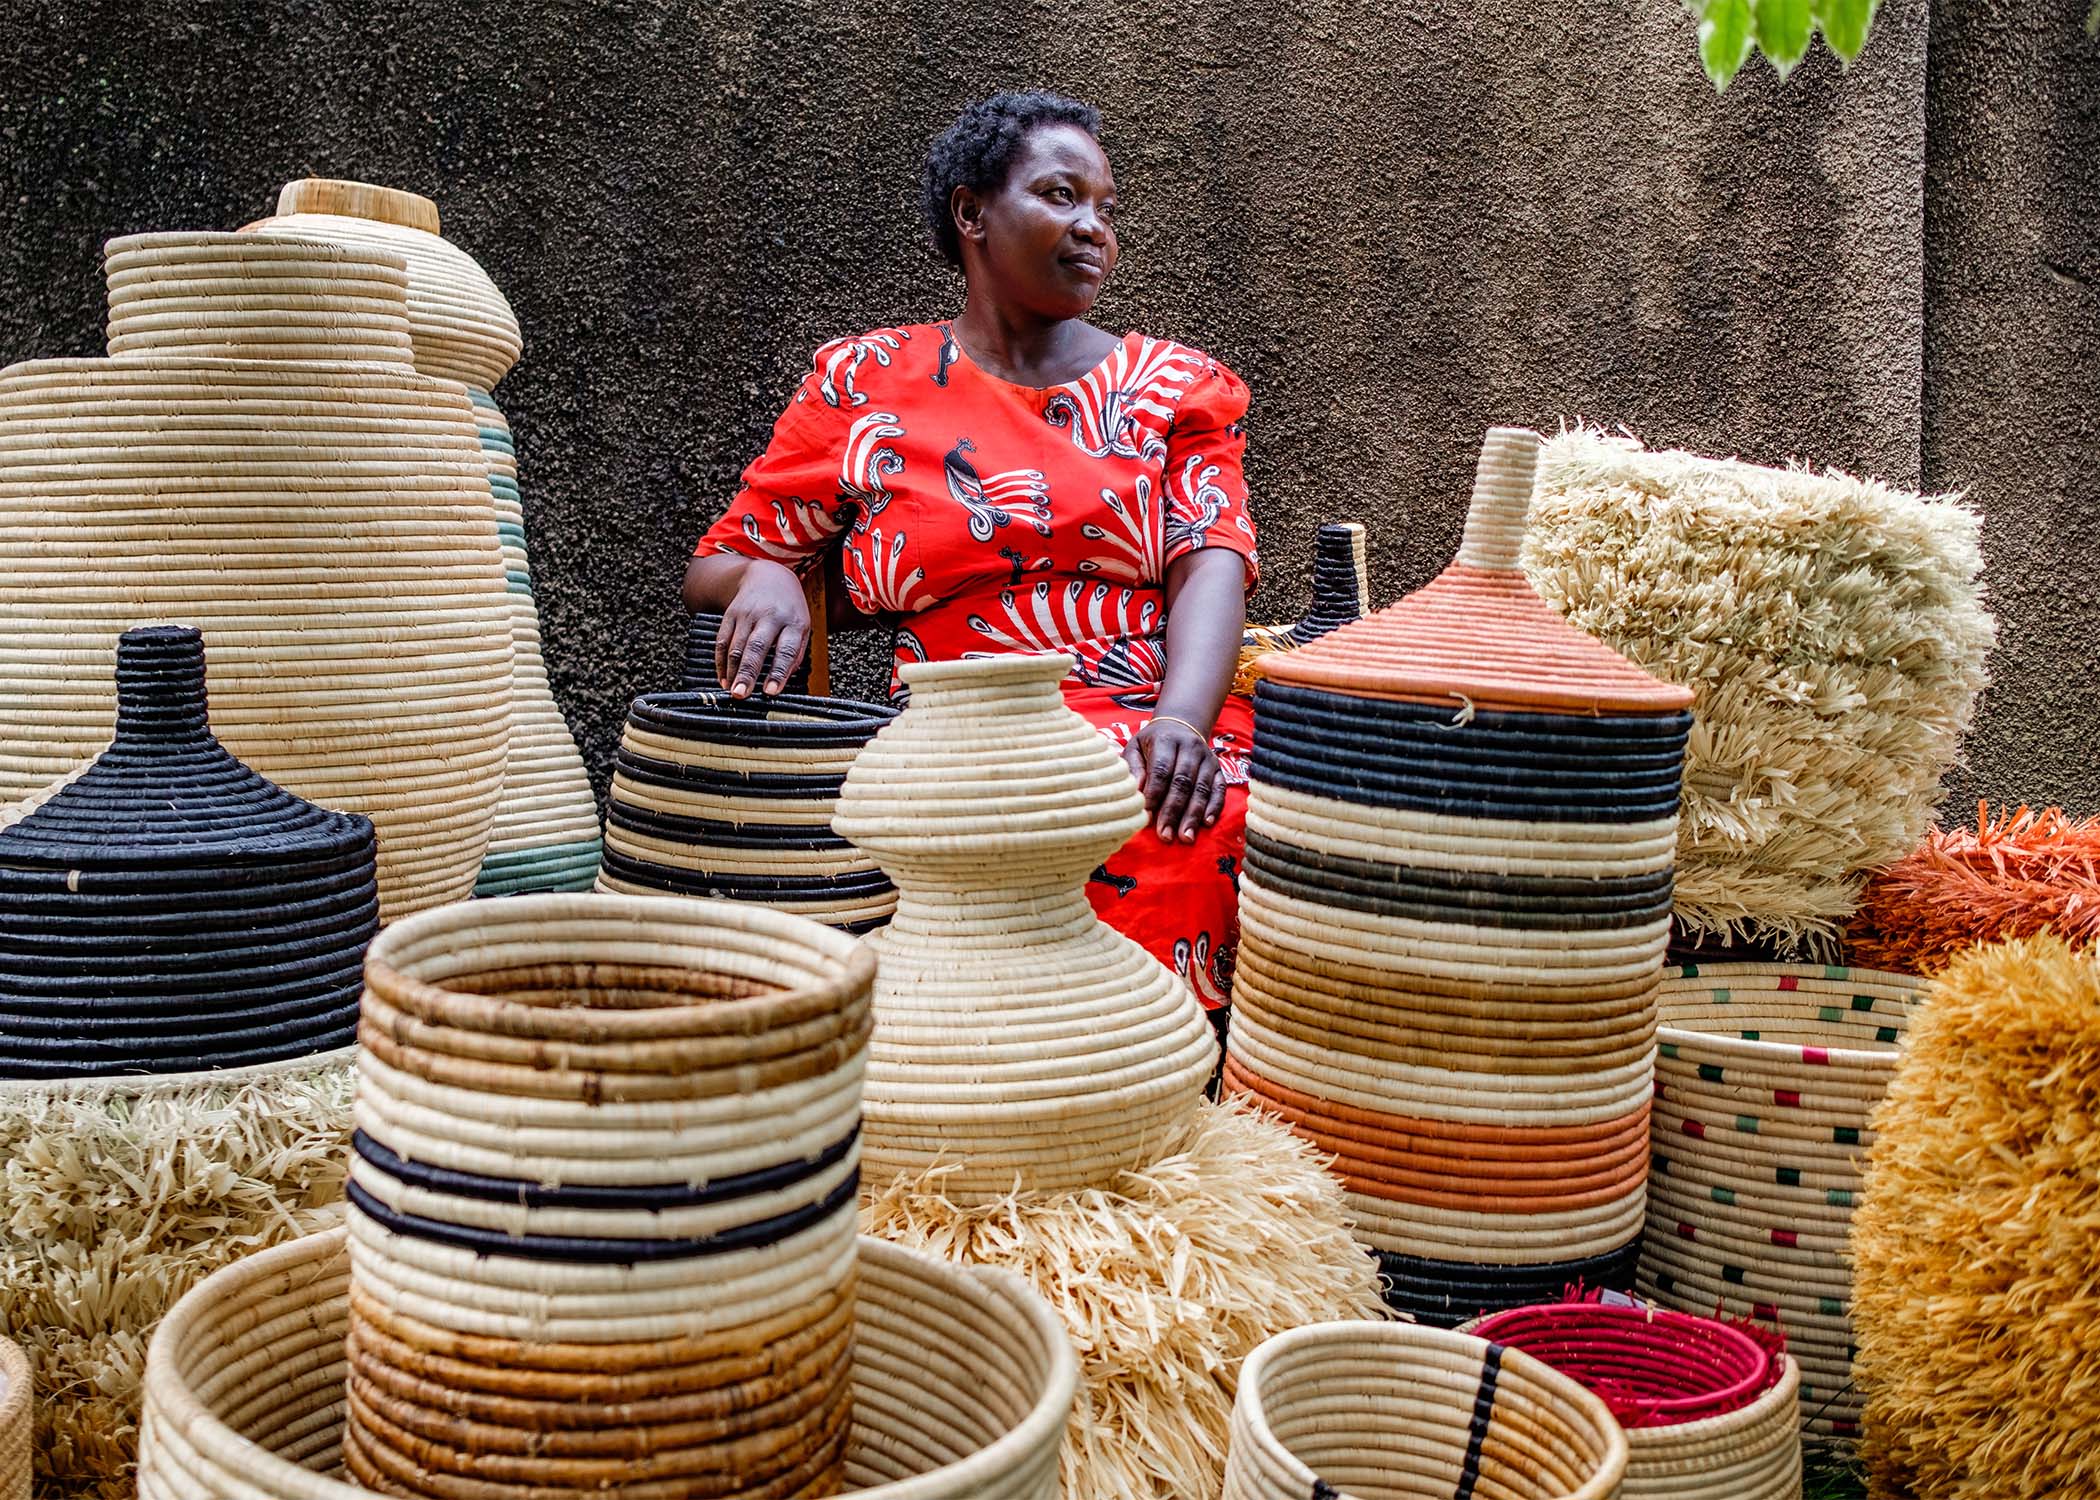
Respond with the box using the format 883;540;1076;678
1222;1319;1629;1500
341;892;875;1499
1224;427;1694;1326
595;690;897;932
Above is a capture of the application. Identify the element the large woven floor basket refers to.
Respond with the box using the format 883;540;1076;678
1466;1304;1802;1499
1222;1320;1629;1500
0;1336;28;1500
1638;961;1923;1442
139;1224;1075;1500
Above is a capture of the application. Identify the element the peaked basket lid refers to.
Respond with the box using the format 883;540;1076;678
1258;427;1694;715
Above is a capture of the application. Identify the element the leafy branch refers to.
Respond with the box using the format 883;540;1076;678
1689;0;2100;90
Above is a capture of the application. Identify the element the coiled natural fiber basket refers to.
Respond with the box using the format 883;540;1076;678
0;230;513;921
346;892;873;1499
1465;1303;1802;1499
1226;429;1690;1325
0;1336;30;1500
1638;961;1923;1444
139;1224;1075;1500
835;654;1216;1203
243;185;601;898
1221;1319;1630;1500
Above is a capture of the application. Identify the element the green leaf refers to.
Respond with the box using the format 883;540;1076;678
2088;0;2098;37
1698;0;1756;88
1814;0;1878;63
1751;0;1814;75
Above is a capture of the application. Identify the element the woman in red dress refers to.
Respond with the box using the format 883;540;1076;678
685;92;1260;1018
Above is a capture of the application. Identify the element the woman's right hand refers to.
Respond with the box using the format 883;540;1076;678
716;559;810;697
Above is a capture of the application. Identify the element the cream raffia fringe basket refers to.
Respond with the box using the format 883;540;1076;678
1;1336;30;1500
246;178;602;898
1522;426;1995;952
0;229;513;920
138;1224;1076;1500
1221;1320;1630;1499
0;1052;354;1498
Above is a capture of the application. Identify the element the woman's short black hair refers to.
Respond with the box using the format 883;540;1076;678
921;91;1102;268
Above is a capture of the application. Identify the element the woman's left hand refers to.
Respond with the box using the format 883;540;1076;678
1124;717;1226;843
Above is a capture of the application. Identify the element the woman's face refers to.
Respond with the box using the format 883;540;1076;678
955;123;1119;320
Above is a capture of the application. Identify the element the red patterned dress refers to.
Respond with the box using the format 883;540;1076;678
696;322;1261;1005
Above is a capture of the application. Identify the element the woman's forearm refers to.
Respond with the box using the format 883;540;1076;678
1153;548;1247;733
684;552;778;614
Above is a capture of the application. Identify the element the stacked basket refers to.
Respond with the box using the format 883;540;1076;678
0;1337;26;1500
1233;521;1369;695
247;178;603;897
681;610;813;693
1222;1320;1629;1500
140;1221;1075;1500
344;893;873;1497
0;626;376;1078
1225;427;1694;1325
1639;961;1923;1442
0;229;512;921
1467;1303;1802;1498
596;690;897;931
835;654;1219;1202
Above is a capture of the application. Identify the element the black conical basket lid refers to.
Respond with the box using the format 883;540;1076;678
0;625;376;1079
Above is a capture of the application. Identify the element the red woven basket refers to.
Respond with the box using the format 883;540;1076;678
1469;1301;1784;1430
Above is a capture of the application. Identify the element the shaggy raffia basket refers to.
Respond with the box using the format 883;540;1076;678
0;230;512;920
1851;936;2100;1500
596;689;896;930
0;1052;353;1498
1222;1319;1630;1500
1227;428;1690;1326
1639;961;1924;1444
139;1224;1075;1500
1848;803;2100;974
246;179;602;897
0;1337;30;1500
345;892;872;1498
1467;1303;1803;1499
1523;427;1995;952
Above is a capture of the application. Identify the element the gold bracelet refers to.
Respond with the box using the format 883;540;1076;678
1145;713;1212;741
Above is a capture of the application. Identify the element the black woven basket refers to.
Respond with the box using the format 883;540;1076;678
0;625;377;1079
679;611;814;693
1375;1240;1643;1328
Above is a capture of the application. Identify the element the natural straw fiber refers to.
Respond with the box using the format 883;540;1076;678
1466;1301;1803;1499
1639;961;1923;1446
244;183;600;898
0;1050;354;1499
1847;802;2100;975
344;892;872;1500
0;230;513;921
1851;936;2100;1500
1524;425;1995;951
138;1224;1076;1500
0;1337;30;1500
1226;428;1688;1326
597;689;896;930
0;625;376;1079
1221;1319;1630;1500
835;654;1216;1201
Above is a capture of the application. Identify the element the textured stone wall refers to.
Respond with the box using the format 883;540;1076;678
2;0;2093;812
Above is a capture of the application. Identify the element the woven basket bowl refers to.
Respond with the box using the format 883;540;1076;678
0;1336;29;1500
1222;1319;1629;1500
1639;962;1922;1444
139;1224;1075;1500
1461;1304;1802;1500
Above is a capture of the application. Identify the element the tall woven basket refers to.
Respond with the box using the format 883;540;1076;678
343;892;874;1497
139;1224;1076;1500
245;177;602;897
0;228;512;920
1637;960;1923;1443
1222;1320;1630;1499
596;689;897;930
834;654;1218;1203
1225;427;1693;1325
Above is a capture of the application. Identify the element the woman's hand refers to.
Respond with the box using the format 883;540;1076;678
713;558;810;697
1124;716;1226;843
